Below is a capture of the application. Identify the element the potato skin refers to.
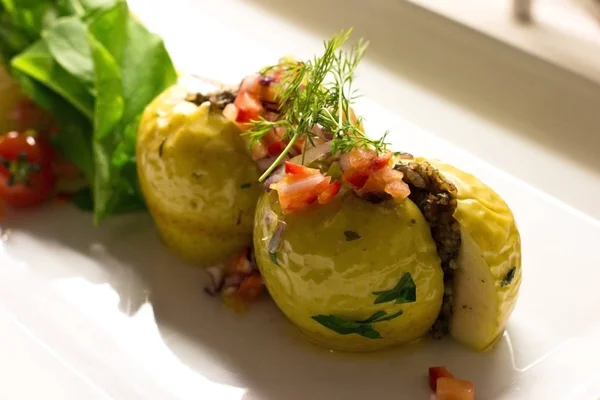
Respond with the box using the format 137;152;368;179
137;81;261;266
254;190;444;351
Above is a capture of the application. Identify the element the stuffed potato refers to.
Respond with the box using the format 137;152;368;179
253;149;521;352
137;77;261;266
254;189;444;351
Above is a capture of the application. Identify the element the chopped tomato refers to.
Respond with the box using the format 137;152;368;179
340;148;410;201
317;180;341;204
0;131;56;207
222;292;249;314
267;140;285;157
429;367;455;391
234;91;264;124
284;161;319;177
276;187;319;214
436;377;475;400
236;273;264;303
226;248;251;275
270;162;340;214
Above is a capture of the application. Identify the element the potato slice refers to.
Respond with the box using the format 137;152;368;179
428;160;522;351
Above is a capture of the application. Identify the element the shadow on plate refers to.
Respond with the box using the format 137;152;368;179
4;205;519;400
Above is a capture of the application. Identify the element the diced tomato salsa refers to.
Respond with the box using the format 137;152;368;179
270;162;341;214
428;366;475;400
340;148;410;201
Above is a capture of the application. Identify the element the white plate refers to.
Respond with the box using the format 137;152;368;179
2;1;600;399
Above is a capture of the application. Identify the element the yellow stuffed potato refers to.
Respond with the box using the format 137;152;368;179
137;77;261;266
254;189;444;352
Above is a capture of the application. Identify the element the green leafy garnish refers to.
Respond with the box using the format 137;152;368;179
240;182;252;189
501;267;516;287
246;28;390;182
372;272;417;305
312;310;403;339
268;251;279;266
2;0;176;223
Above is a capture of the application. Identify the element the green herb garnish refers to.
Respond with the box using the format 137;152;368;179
312;310;403;339
268;251;279;266
372;272;417;305
2;0;177;224
343;230;361;241
240;182;252;189
246;28;390;182
501;267;516;287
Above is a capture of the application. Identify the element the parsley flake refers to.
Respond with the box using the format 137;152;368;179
344;230;361;241
372;272;417;305
311;310;403;339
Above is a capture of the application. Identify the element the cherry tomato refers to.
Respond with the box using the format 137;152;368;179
0;131;56;207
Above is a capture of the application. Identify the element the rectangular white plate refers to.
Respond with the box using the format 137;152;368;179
1;1;600;399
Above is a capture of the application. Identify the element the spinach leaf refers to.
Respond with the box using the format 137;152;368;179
312;310;404;339
119;15;177;123
11;41;94;118
10;69;94;183
88;34;123;139
86;1;126;62
0;13;32;63
43;17;95;86
3;0;175;223
0;0;52;41
372;272;417;305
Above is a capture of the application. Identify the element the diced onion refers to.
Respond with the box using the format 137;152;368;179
289;141;332;166
274;173;325;194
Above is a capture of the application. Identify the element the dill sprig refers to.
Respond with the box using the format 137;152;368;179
245;28;390;182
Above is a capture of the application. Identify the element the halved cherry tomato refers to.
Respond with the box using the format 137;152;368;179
436;377;475;400
429;366;455;391
0;131;56;207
